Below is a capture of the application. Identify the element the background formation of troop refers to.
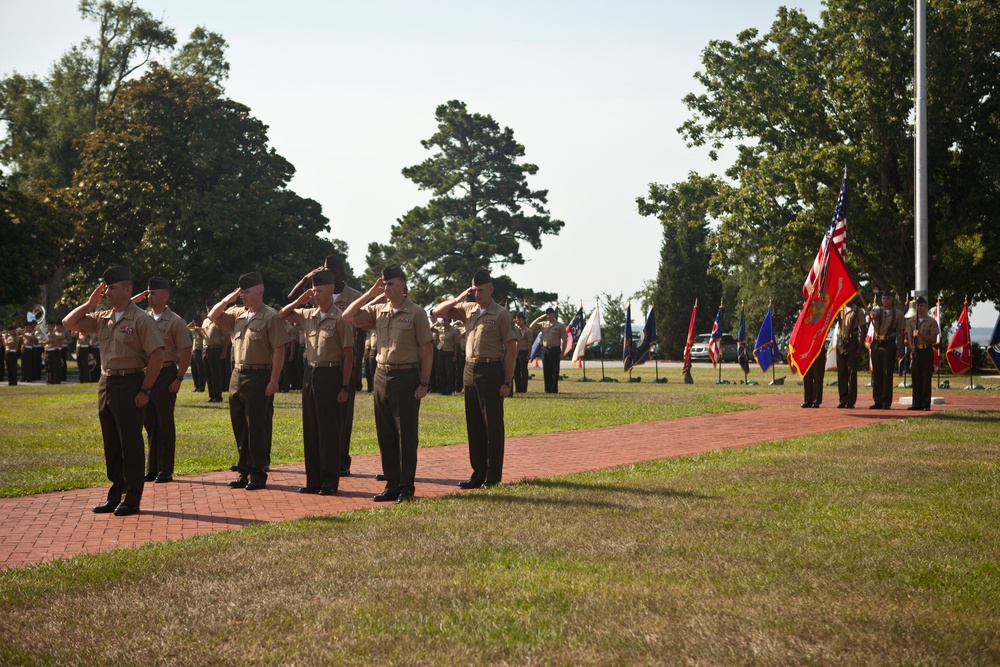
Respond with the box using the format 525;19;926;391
4;260;940;517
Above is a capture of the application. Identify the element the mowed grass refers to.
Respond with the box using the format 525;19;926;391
0;364;786;497
1;410;998;664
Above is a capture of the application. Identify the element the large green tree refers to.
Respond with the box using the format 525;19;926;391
376;100;564;305
637;174;725;359
652;0;1000;333
63;65;338;311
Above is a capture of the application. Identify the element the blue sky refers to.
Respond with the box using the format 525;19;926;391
2;0;997;329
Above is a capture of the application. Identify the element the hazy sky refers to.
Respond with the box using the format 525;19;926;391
2;0;997;329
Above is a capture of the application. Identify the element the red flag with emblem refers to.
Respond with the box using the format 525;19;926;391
946;301;972;375
788;242;861;378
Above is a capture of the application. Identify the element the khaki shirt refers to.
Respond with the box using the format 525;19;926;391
437;327;459;352
191;323;205;350
215;305;290;367
871;306;905;342
838;305;864;338
148;307;193;364
21;330;36;348
905;315;940;348
76;331;91;347
334;285;364;314
47;329;67;350
285;306;354;364
77;302;164;372
354;297;433;365
532;320;567;349
514;324;533;352
2;331;18;352
455;301;516;359
365;329;377;356
202;318;229;347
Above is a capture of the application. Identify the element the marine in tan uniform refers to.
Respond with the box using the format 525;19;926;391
132;277;193;483
432;318;459;396
512;312;532;394
63;266;165;517
835;299;865;408
75;330;92;383
905;296;939;411
189;309;207;393
20;323;36;382
3;326;19;386
279;269;354;494
364;328;377;393
433;268;517;488
868;293;905;409
208;271;289;490
201;314;231;403
343;265;433;503
530;308;567;393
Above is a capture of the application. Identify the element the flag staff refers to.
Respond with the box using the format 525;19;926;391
935;296;942;390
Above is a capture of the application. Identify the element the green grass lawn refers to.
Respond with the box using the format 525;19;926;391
1;409;997;664
0;364;790;497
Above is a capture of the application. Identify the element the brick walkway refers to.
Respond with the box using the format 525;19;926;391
1;392;995;570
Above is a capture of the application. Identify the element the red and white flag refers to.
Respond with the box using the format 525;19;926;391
803;170;847;299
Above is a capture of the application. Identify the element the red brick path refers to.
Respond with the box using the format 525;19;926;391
1;392;995;569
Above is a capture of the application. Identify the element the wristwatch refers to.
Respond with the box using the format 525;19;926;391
341;384;351;391
419;381;429;387
139;388;151;395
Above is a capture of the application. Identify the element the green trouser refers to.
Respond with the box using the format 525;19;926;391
144;365;178;476
228;368;273;483
301;365;346;490
373;367;421;495
463;360;505;484
98;372;147;506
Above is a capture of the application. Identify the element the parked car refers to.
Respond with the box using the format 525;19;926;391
689;333;739;362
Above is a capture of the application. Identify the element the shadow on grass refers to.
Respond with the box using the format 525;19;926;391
518;478;712;499
925;411;1000;423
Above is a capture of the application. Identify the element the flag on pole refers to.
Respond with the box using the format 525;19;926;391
528;332;543;361
682;300;698;375
825;323;839;371
946;301;972;375
987;311;1000;374
737;304;751;374
708;303;725;367
788;240;861;378
563;307;585;358
623;303;634;371
571;306;602;362
803;169;848;298
754;305;780;373
626;308;656;372
933;298;942;370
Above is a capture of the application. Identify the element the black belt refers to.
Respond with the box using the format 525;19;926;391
467;357;502;364
207;345;222;349
378;362;420;371
915;344;932;350
237;364;271;371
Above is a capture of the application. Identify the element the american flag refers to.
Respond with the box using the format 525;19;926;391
803;169;848;299
708;304;725;367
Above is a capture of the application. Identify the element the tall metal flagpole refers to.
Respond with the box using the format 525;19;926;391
914;0;928;305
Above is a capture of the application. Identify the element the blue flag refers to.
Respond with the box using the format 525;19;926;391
528;332;543;361
754;306;780;373
564;307;585;358
627;307;656;371
623;303;634;371
988;311;1000;374
737;305;751;374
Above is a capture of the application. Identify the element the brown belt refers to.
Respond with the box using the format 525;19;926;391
915;344;931;350
378;362;420;371
237;364;271;371
206;345;222;349
103;368;143;376
308;361;342;368
467;356;502;364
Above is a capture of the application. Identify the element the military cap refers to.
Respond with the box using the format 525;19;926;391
238;271;263;290
103;266;132;284
517;311;527;319
148;277;170;291
312;270;335;286
472;268;492;286
545;307;555;315
382;265;406;281
915;296;928;305
324;254;346;271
